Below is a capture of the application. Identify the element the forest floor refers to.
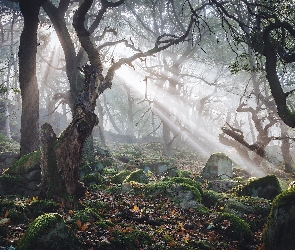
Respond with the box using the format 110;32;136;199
0;141;294;249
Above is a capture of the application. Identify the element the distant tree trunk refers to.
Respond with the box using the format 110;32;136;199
18;0;45;156
97;98;106;147
163;121;172;156
280;122;294;173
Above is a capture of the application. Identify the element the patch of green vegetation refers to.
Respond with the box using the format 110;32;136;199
190;240;212;249
111;170;131;184
29;199;58;217
123;169;149;184
16;213;82;250
176;170;192;178
95;219;114;229
98;229;152;250
0;174;24;191
202;190;221;207
170;177;203;195
80;172;104;187
0;198;28;223
225;196;271;217
216;212;252;242
5;151;40;175
72;207;101;224
106;185;122;195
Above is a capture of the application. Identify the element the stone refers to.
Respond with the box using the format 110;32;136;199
238;175;282;200
208;180;238;192
16;213;82;250
123;169;149;184
263;188;295;250
201;153;233;179
25;170;41;182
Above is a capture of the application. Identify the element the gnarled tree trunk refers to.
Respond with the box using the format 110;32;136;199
40;64;100;205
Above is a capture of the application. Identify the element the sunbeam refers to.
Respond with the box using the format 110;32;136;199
117;66;267;177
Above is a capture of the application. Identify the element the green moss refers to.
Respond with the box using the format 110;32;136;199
5;151;40;175
29;199;58;217
16;213;82;250
81;172;104;187
238;175;282;200
176;170;192;178
123;169;149;184
72;207;101;224
263;188;295;249
98;229;152;249
0;198;28;223
202;190;221;207
0;174;24;191
111;170;131;184
170;177;203;196
175;183;202;203
272;187;295;209
216;212;252;241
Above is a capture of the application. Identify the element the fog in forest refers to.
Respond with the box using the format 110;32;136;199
1;1;295;177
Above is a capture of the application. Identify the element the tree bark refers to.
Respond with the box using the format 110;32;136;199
280;122;294;173
18;0;45;156
40;64;100;205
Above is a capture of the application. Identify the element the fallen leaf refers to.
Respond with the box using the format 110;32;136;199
4;210;9;218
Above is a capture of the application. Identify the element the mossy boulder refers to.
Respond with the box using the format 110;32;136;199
123;169;149;184
201;152;233;179
132;178;203;209
216;212;252;242
1;151;41;196
16;213;82;250
263;188;295;250
4;151;40;175
237;175;282;200
111;170;131;184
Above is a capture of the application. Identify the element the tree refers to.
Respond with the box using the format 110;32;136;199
18;0;46;156
39;0;197;205
206;0;295;128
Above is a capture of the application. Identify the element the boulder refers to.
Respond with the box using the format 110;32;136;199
208;180;238;192
123;169;149;184
16;213;82;250
0;151;41;196
201;152;233;179
237;175;282;200
263;188;295;250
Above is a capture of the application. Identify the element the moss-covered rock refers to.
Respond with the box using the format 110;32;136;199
98;229;152;249
111;170;131;184
263;188;295;250
237;175;282;200
201;152;233;179
169;177;203;196
1;151;41;196
123;169;149;184
216;212;252;242
4;151;40;175
202;190;222;207
16;213;82;250
29;199;58;217
131;178;202;209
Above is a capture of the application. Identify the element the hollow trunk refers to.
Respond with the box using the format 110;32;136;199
40;64;100;206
